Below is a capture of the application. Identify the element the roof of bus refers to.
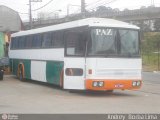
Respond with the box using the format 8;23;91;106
12;18;140;37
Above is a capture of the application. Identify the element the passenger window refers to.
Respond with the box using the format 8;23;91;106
52;31;64;48
12;38;19;49
19;37;25;49
25;35;32;48
32;34;42;48
11;37;15;49
42;33;52;48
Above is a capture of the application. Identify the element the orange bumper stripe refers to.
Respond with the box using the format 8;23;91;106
86;79;142;91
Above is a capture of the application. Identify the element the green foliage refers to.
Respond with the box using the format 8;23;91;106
142;32;160;71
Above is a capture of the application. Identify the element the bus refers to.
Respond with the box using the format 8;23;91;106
9;18;142;91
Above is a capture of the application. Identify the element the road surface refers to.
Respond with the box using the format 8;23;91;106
0;72;160;113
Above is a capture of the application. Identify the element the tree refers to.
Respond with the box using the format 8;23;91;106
140;6;146;9
96;6;108;13
113;8;120;12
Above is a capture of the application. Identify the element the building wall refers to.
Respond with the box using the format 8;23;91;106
0;5;21;32
0;5;22;59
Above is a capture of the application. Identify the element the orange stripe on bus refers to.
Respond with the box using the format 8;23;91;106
85;79;142;91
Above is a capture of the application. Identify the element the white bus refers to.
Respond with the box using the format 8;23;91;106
9;18;142;91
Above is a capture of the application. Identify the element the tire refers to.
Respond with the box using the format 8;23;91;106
0;69;4;81
106;90;114;93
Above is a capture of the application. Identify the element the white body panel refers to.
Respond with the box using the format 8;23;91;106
31;61;46;82
63;57;142;89
63;58;85;90
9;49;64;61
86;58;142;80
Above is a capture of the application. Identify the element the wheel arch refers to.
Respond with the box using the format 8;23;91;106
60;69;64;88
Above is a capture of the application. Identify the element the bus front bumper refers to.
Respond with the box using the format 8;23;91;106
85;79;142;91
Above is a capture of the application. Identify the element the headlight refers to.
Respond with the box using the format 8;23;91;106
132;81;137;86
99;81;104;87
137;81;141;86
93;81;104;87
93;82;98;87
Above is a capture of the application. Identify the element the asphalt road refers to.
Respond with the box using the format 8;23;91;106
0;72;160;113
143;72;160;84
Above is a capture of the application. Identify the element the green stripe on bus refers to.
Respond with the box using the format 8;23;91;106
12;59;19;76
11;59;31;79
23;60;31;79
46;61;64;85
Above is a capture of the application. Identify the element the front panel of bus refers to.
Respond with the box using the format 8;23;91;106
63;27;142;91
85;27;141;91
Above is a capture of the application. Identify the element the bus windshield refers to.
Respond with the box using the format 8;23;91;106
88;28;140;57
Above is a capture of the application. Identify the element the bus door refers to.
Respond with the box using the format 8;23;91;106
63;30;87;90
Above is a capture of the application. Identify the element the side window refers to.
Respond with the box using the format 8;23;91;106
25;35;32;48
12;38;19;49
65;31;86;56
11;37;15;49
42;32;52;48
32;34;42;48
52;31;64;48
19;37;25;49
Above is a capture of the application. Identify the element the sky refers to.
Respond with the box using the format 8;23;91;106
0;0;160;21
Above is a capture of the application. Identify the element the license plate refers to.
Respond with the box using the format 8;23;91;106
115;84;124;88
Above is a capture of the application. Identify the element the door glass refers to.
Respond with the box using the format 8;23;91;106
66;31;86;56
